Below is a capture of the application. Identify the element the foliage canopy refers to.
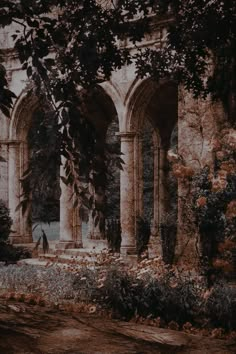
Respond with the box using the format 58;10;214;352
0;0;235;216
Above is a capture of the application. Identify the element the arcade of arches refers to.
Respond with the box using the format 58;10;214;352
0;63;224;261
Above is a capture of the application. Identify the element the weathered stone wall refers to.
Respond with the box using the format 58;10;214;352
177;87;226;263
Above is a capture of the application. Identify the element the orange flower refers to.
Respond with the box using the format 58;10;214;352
211;138;222;152
220;161;236;174
196;196;207;207
212;177;227;192
226;129;236;149
218;239;235;253
172;163;194;179
226;200;236;219
212;258;230;271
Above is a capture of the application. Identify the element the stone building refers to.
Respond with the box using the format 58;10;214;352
0;14;225;262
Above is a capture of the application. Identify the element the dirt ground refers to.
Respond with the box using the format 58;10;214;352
0;299;235;354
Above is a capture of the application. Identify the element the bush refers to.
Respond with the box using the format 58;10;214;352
72;267;99;302
137;275;200;325
0;242;31;262
101;269;236;330
0;199;12;241
205;284;236;330
102;269;201;324
102;268;142;320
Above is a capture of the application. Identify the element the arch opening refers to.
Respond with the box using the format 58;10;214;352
127;78;178;259
77;86;121;250
9;95;61;243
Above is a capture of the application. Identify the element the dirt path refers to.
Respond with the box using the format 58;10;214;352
0;300;235;354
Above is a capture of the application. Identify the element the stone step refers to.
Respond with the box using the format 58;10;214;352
18;258;49;266
38;253;58;261
58;254;97;263
63;248;107;256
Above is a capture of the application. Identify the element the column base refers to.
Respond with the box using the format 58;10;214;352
120;245;137;256
10;234;33;244
55;241;83;250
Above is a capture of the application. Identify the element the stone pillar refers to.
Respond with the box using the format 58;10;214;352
134;133;143;218
8;141;21;242
9;141;32;244
57;159;82;249
148;135;162;258
119;132;136;255
73;206;83;247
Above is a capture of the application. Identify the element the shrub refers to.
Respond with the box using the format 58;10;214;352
72;267;99;302
0;242;31;262
137;274;200;325
102;268;142;320
102;269;201;324
205;284;236;330
0;199;12;241
191;131;236;272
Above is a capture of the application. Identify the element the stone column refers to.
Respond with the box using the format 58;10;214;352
119;132;136;255
134;133;143;218
57;159;82;249
73;206;83;247
148;135;162;258
8;141;21;242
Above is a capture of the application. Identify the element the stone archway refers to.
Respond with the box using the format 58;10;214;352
9;86;121;249
120;78;178;256
8;91;39;243
75;86;120;249
8;92;62;244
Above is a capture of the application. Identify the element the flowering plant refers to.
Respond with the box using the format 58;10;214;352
192;128;236;268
